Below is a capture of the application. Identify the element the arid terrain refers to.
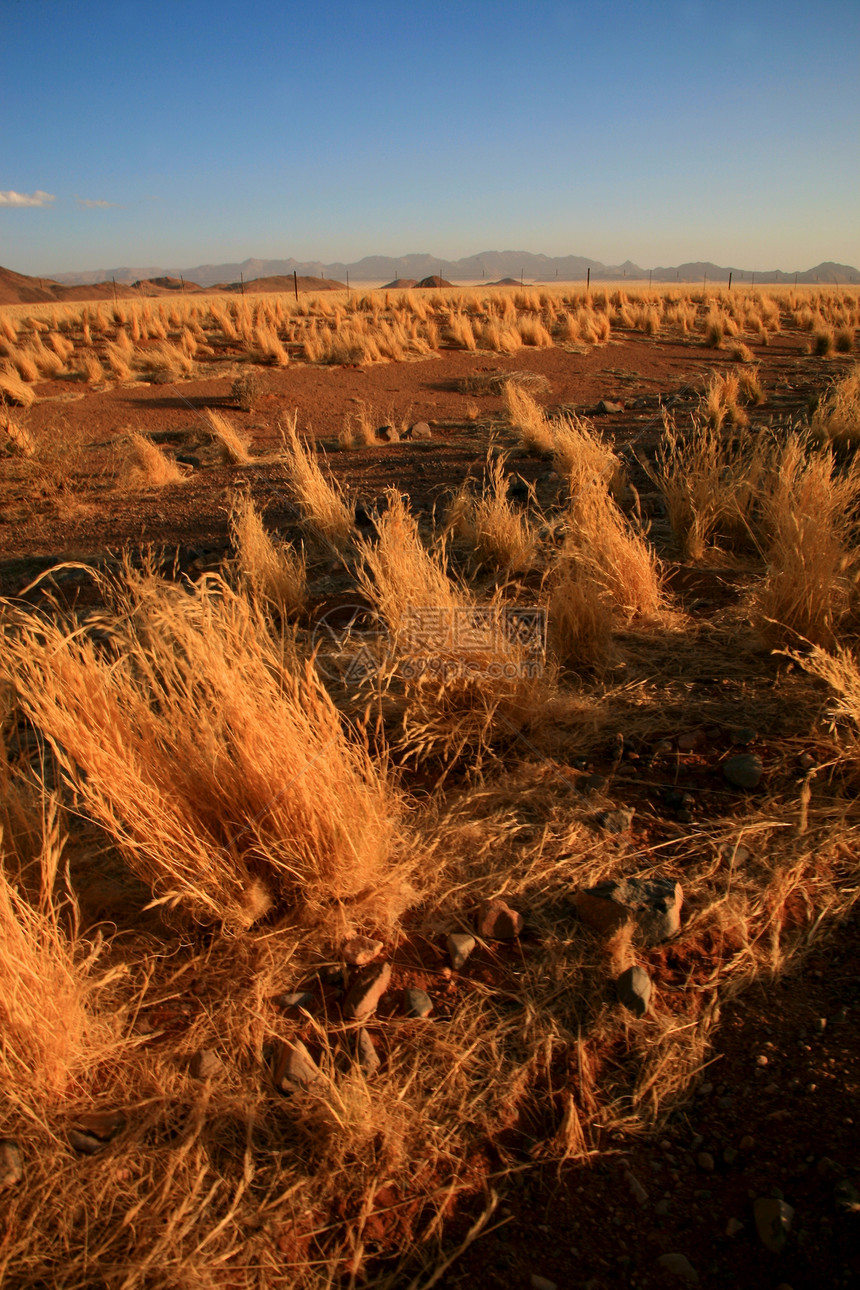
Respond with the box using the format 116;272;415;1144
1;279;859;1289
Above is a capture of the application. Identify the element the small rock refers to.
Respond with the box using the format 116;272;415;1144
655;1198;671;1216
529;1276;557;1290
596;399;624;415
678;729;706;752
573;876;683;943
342;935;383;966
725;1217;744;1237
447;931;476;970
344;962;392;1021
616;965;652;1017
624;1169;649;1205
376;424;400;443
190;1049;224;1080
730;726;757;746
274;990;315;1010
656;1252;699;1283
581;773;607;793
597;808;635;834
723;1147;738;1166
753;1197;794;1253
718;841;751;865
0;1140;23;1188
404;987;433;1018
834;1179;860;1214
697;1152;715;1172
273;1039;323;1093
723;754;763;790
756;1054;769;1067
409;421;433;440
356;1028;380;1076
798;751;816;771
653;739;675;756
475;897;523;940
739;1135;755;1151
68;1109;126;1155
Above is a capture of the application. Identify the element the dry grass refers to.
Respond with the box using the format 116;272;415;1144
503;382;555;456
122;432;190;488
455;454;539;573
204;408;252;465
229;491;307;619
0;411;35;458
0;367;36;408
280;415;355;549
811;365;860;452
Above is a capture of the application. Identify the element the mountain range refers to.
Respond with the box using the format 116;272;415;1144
45;252;860;288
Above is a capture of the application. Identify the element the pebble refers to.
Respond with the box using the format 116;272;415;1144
753;1197;794;1253
739;1135;755;1151
730;726;757;746
573;876;683;943
655;1198;671;1216
273;1039;323;1093
656;1252;699;1283
725;1217;744;1237
409;421;433;440
190;1049;224;1080
447;931;476;970
404;987;433;1018
653;739;675;756
356;1028;380;1076
342;936;384;966
274;990;315;1010
597;808;635;834
529;1276;557;1290
624;1169;649;1205
678;729;705;752
0;1140;23;1188
723;1147;737;1166
723;753;763;789
616;964;652;1017
344;962;392;1021
475;896;523;940
696;1152;715;1172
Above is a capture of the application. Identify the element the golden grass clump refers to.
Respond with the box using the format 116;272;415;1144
204;408;252;465
455;454;539;573
546;560;614;671
0;410;35;458
755;434;860;647
1;571;410;937
0;365;37;407
811;365;860;452
280;414;354;549
503;381;555;456
229;491;307;618
700;371;749;430
552;411;627;503
560;481;663;620
122;432;190;489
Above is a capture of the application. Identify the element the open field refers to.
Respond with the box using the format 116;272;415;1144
2;283;860;1288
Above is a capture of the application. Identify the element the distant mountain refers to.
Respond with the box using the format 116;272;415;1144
35;252;860;291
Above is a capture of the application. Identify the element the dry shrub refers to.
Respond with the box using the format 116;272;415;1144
700;371;748;430
516;315;553;347
755;435;860;647
552;412;627;503
253;322;289;366
811;326;835;356
231;368;264;411
204;408;252;464
458;454;539;573
1;571;410;937
229;491;307;618
503;382;554;456
560;482;663;620
104;342;133;381
458;370;551;398
730;342;755;363
122;432;189;488
835;326;854;353
78;348;106;385
811;366;860;452
0;410;35;458
135;341;194;380
280;414;354;549
649;416;770;560
0;366;36;408
546;561;614;671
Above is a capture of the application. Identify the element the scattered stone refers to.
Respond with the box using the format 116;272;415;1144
723;754;763;790
404;987;433;1018
190;1049;224;1080
753;1197;794;1253
664;788;694;811
656;1252;699;1283
342;935;383;966
447;931;476;970
274;990;315;1010
409;420;432;440
678;729;706;752
756;1053;769;1066
476;897;523;940
653;739;675;756
739;1134;755;1151
529;1276;557;1290
725;1217;744;1237
175;452;202;470
798;751;816;771
0;1140;23;1188
376;424;400;443
581;773;608;793
730;726;757;746
616;965;652;1017
573;876;683;943
624;1169;649;1205
697;1152;715;1172
655;1198;671;1216
596;808;635;834
596;399;624;415
718;841;752;865
273;1039;323;1093
68;1109;126;1155
344;962;392;1021
834;1179;860;1214
815;1016;827;1034
356;1028;380;1076
723;1147;738;1166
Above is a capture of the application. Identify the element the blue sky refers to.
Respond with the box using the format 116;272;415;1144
1;0;858;274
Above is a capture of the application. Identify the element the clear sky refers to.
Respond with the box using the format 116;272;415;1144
2;0;858;275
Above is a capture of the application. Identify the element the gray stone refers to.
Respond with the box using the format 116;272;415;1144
697;1152;715;1172
723;754;763;789
573;876;683;943
273;1039;323;1093
597;808;635;834
404;987;433;1018
476;897;523;940
730;726;757;746
624;1168;649;1205
725;1217;744;1237
274;990;315;1010
376;424;400;443
68;1109;126;1155
356;1028;380;1076
616;965;652;1017
409;421;432;440
0;1140;23;1188
190;1049;224;1079
344;961;392;1021
342;935;383;966
753;1197;794;1253
656;1252;699;1283
529;1276;557;1290
447;931;476;970
596;399;624;415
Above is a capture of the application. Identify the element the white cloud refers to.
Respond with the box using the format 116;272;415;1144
76;197;118;208
0;189;55;207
